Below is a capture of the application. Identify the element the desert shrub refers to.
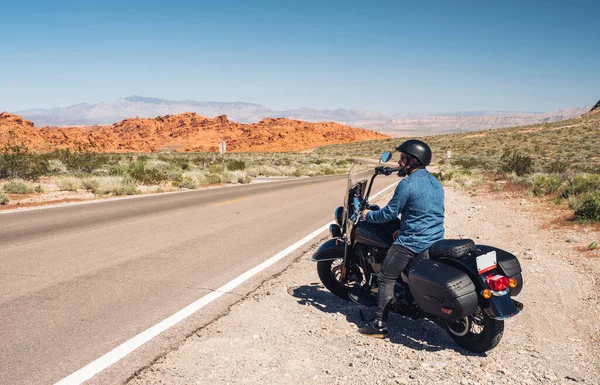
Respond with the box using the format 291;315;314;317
81;178;100;192
246;165;282;177
127;159;170;185
207;164;225;174
571;192;600;221
227;159;246;171
435;167;471;182
206;173;222;184
81;176;126;195
0;192;8;205
530;174;563;196
445;173;485;189
47;159;68;174
55;176;82;191
222;170;251;184
112;177;139;196
108;162;129;176
498;150;534;176
320;166;337;175
47;149;108;174
182;170;209;185
147;159;183;180
175;177;198;189
544;160;568;174
563;174;600;198
190;155;215;168
158;154;190;170
0;144;49;180
452;157;490;170
35;184;43;193
3;179;32;194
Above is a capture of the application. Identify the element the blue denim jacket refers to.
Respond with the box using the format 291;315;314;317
365;168;444;253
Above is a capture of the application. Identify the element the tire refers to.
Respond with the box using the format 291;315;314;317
445;307;504;353
316;259;362;300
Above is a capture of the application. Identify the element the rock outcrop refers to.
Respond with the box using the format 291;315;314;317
0;112;389;152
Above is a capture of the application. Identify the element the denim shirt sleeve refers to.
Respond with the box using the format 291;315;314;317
365;179;410;223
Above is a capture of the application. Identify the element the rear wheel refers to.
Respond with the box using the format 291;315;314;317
316;259;363;300
445;307;504;353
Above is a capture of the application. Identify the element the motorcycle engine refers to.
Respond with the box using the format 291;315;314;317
366;247;387;274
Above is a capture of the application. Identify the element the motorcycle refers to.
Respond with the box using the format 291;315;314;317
311;152;524;353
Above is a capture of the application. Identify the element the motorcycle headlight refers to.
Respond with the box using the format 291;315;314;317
334;206;344;226
329;224;342;238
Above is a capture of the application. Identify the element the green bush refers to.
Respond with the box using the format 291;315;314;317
81;178;100;192
530;174;563;196
498;150;533;176
563;174;600;198
112;178;139;196
0;192;9;205
108;163;129;176
222;171;251;184
544;160;568;174
46;149;108;173
227;159;246;171
436;167;471;182
207;164;225;174
158;154;189;169
175;177;198;189
3;179;32;194
0;144;49;180
47;159;68;174
206;173;222;184
571;192;600;221
127;160;170;185
452;157;490;170
55;177;82;191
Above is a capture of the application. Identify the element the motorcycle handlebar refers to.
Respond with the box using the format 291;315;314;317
375;166;401;176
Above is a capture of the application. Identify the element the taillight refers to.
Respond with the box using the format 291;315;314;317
486;274;509;292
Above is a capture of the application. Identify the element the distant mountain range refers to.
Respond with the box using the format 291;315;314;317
16;96;591;136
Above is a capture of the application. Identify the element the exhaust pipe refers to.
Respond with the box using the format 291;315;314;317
513;300;524;311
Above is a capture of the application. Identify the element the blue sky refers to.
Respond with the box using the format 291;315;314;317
1;0;598;113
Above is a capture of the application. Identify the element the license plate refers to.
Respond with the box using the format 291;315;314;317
476;251;497;274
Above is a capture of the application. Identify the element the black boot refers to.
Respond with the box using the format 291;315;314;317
348;288;377;307
358;318;388;339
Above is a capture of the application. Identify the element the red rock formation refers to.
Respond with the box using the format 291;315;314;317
0;112;389;152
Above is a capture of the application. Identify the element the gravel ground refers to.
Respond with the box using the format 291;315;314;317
128;186;600;385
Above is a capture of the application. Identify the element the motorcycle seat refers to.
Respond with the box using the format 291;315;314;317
429;239;476;259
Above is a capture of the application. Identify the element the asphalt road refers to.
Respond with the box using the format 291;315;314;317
0;172;397;385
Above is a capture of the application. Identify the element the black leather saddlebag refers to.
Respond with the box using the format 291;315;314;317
408;259;478;320
475;245;523;297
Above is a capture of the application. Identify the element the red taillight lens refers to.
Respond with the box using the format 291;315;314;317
486;274;509;292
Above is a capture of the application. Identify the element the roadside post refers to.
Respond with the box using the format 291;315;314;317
219;141;227;172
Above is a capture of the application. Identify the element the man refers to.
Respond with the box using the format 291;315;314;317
352;139;445;338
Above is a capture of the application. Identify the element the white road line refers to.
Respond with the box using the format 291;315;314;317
54;180;398;385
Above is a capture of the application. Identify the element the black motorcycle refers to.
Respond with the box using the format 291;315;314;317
311;152;524;353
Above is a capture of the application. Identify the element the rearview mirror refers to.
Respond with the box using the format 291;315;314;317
380;151;392;163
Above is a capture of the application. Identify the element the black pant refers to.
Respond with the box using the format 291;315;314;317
376;244;416;323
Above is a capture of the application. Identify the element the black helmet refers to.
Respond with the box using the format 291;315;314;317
395;139;432;166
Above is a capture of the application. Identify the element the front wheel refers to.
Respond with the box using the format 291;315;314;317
445;307;504;353
316;259;362;300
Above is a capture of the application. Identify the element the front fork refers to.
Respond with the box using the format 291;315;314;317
340;237;351;281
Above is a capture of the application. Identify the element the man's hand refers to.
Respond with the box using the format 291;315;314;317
393;230;401;240
361;209;369;220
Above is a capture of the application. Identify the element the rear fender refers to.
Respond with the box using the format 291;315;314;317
311;239;345;262
488;294;520;320
439;256;523;318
